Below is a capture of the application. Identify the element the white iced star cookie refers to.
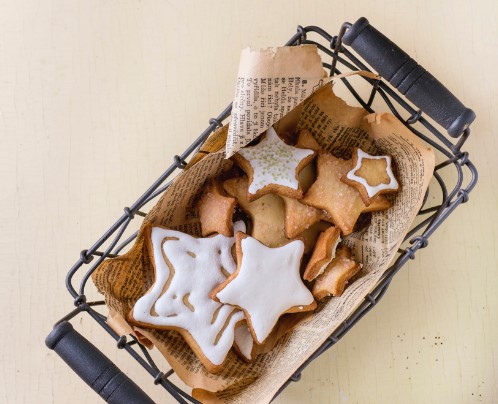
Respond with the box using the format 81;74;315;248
232;127;316;201
211;232;316;344
341;148;399;206
129;221;246;373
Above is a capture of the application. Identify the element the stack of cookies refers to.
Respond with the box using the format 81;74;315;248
129;127;399;373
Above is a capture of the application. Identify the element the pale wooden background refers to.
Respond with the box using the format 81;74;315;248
1;0;497;403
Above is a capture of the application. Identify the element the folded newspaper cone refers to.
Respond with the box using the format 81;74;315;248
92;45;434;403
225;45;327;158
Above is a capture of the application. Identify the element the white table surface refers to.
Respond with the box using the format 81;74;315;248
1;1;497;402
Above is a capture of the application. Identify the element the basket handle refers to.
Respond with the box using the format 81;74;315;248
46;321;155;404
342;17;475;137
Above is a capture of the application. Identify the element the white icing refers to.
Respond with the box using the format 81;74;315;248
238;127;314;194
317;236;341;277
133;221;246;366
233;324;254;361
215;236;314;344
346;149;399;198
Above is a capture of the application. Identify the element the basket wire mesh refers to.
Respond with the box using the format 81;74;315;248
52;23;477;403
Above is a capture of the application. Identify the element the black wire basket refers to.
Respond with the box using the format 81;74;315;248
46;17;477;404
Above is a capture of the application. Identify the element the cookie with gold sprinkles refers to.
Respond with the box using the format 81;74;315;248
232;127;316;201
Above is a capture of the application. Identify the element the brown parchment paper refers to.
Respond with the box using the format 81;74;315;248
225;45;327;157
92;45;435;403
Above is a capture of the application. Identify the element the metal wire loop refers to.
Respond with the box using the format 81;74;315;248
410;236;429;248
74;294;87;306
123;207;135;219
327;336;339;343
404;247;416;260
117;335;127;349
79;250;93;264
458;189;470;203
365;294;376;304
329;37;336;50
154;372;165;385
458;151;469;166
334;22;352;51
296;25;307;43
290;373;301;382
406;109;422;124
209;118;223;128
174;155;187;169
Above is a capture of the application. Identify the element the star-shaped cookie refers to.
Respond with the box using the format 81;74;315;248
198;179;237;237
130;222;246;373
303;226;341;281
232;127;316;201
302;152;391;235
312;246;361;299
341;148;399;205
281;196;327;239
223;176;288;247
211;233;316;344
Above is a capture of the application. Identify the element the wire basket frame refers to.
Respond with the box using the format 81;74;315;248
53;23;477;404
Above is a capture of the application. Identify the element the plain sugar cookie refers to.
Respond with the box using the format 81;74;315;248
199;179;237;237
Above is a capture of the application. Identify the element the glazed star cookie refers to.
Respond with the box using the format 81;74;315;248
198;179;237;237
342;148;399;206
211;233;316;344
303;226;341;281
232;127;316;201
312;246;362;300
302;152;391;235
223;176;288;247
130;222;246;373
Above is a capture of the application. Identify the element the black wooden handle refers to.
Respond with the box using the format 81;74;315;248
342;17;475;137
46;321;155;404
